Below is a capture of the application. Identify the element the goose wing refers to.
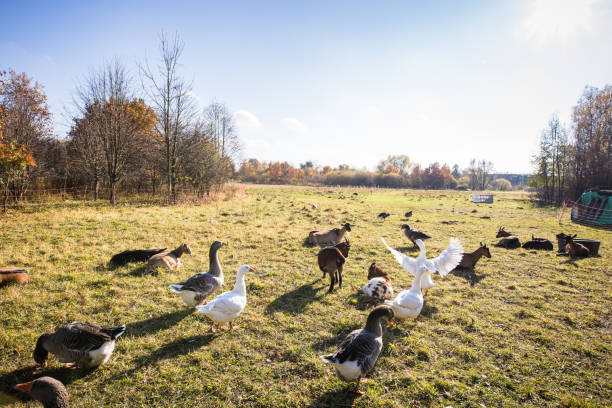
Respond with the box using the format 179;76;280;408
332;329;381;371
426;238;463;276
54;322;112;352
179;272;216;295
200;292;245;315
381;238;417;275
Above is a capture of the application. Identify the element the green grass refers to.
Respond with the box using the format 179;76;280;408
0;185;610;407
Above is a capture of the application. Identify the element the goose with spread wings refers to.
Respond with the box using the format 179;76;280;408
381;237;462;295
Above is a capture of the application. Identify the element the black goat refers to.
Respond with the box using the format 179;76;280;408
110;248;167;266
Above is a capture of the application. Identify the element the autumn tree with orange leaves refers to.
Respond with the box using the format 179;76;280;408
72;62;156;205
0;71;39;211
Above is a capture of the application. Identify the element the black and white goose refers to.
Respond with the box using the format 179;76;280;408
320;305;394;395
377;212;391;220
14;376;69;408
33;322;125;369
169;241;225;307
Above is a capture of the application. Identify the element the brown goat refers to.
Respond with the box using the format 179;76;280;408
0;267;29;286
494;227;521;249
360;262;393;299
367;262;390;280
147;243;192;272
317;239;350;293
456;243;491;269
309;223;352;247
565;234;590;257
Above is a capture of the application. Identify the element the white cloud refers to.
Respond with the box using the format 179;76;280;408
281;117;307;134
515;0;604;47
234;110;262;130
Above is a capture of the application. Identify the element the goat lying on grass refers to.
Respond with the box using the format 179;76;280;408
359;262;393;299
522;235;553;250
110;248;166;266
309;223;352;247
0;267;29;286
317;239;350;293
494;227;521;249
147;243;191;272
456;243;491;269
565;234;590;257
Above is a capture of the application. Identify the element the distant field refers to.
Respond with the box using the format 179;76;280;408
0;184;610;407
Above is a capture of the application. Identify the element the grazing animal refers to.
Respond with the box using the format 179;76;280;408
522;235;554;250
565;234;590;257
14;377;69;408
146;243;191;272
456;243;491;269
33;322;125;369
360;262;393;299
382;237;463;296
169;241;225;307
308;223;353;246
377;212;391;220
400;224;431;246
320;305;394;395
109;248;166;266
317;239;351;293
0;267;29;286
404;211;412;218
196;265;256;332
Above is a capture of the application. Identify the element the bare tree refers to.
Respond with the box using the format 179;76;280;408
74;61;155;205
203;100;240;160
139;31;196;203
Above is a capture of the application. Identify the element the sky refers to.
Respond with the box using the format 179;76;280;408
2;0;611;173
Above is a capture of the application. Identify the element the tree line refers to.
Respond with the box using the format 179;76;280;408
0;32;238;209
531;85;611;204
236;156;514;191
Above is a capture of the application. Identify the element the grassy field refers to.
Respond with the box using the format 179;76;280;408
0;184;610;407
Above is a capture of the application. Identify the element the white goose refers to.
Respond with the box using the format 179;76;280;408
381;237;462;295
384;266;428;319
196;265;255;332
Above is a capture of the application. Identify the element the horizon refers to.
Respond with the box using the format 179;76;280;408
2;0;611;173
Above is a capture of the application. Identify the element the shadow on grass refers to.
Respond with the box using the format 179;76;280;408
420;302;438;318
0;365;96;401
451;268;485;286
308;388;360;407
265;282;325;315
350;292;384;311
127;265;150;277
105;334;215;385
125;309;193;338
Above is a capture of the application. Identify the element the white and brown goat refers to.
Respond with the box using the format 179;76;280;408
359;262;394;299
565;234;590;257
147;243;192;272
317;239;350;293
493;227;521;249
309;223;352;247
456;243;491;269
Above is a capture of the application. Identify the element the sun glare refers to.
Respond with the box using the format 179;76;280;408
516;0;602;46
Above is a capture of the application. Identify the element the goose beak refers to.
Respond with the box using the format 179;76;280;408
248;266;256;273
221;241;227;247
387;317;394;326
14;381;33;393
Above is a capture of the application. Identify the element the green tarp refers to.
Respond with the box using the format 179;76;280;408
573;190;612;226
